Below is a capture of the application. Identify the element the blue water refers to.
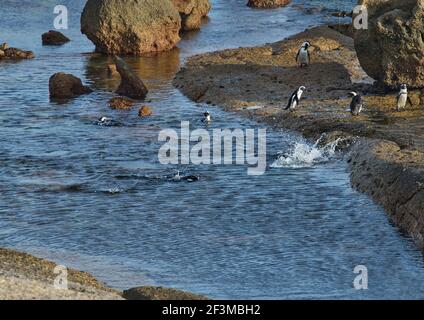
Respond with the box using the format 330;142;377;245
1;0;424;299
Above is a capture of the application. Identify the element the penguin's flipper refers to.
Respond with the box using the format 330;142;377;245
295;49;300;63
407;96;413;107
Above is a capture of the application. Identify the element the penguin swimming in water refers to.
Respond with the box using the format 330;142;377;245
202;111;211;123
284;86;306;112
296;41;311;68
397;84;412;111
349;92;363;116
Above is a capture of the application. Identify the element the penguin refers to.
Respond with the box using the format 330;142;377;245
349;92;363;116
171;170;181;182
397;84;412;111
202;111;211;123
97;116;113;125
296;41;311;68
284;86;306;112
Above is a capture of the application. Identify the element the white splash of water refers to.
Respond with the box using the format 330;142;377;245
271;137;342;169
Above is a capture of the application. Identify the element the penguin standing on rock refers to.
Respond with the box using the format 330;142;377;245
284;86;306;112
397;84;412;111
296;41;311;68
349;92;363;116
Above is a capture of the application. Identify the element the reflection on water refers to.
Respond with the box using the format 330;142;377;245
1;0;424;300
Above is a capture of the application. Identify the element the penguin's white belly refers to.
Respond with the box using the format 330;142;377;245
298;50;309;64
398;94;407;108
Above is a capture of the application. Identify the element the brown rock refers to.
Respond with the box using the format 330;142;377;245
247;0;291;8
138;105;153;117
171;0;211;31
81;0;181;55
49;72;93;99
0;43;9;51
109;97;135;110
354;0;424;88
123;286;209;300
107;64;118;76
42;30;70;45
114;56;148;100
0;47;34;60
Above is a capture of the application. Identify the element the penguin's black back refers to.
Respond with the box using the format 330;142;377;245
350;95;362;114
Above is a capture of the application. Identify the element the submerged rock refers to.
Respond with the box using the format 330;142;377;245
138;105;153;117
81;0;181;55
354;0;424;88
123;286;208;300
42;30;70;45
109;97;135;110
247;0;291;8
49;73;93;99
171;0;211;31
114;56;148;100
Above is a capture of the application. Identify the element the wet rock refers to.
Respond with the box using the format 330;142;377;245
0;46;34;60
247;0;291;8
42;30;70;45
171;0;211;31
331;11;352;18
138;105;153;117
123;286;209;300
109;97;135;110
349;139;424;249
114;56;148;100
81;0;181;55
49;72;93;99
328;23;353;38
0;43;8;51
354;0;424;88
316;131;356;152
107;64;118;76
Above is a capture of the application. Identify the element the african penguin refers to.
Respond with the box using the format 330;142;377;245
397;84;412;111
202;111;211;123
349;92;363;116
296;41;311;68
284;86;306;112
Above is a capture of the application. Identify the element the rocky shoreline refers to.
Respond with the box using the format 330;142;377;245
173;25;424;251
0;247;207;300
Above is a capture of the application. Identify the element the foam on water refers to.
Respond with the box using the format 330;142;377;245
271;135;344;169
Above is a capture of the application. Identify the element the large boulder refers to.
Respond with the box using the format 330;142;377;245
171;0;211;31
49;73;93;99
354;0;424;88
247;0;291;8
81;0;181;55
114;56;149;99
